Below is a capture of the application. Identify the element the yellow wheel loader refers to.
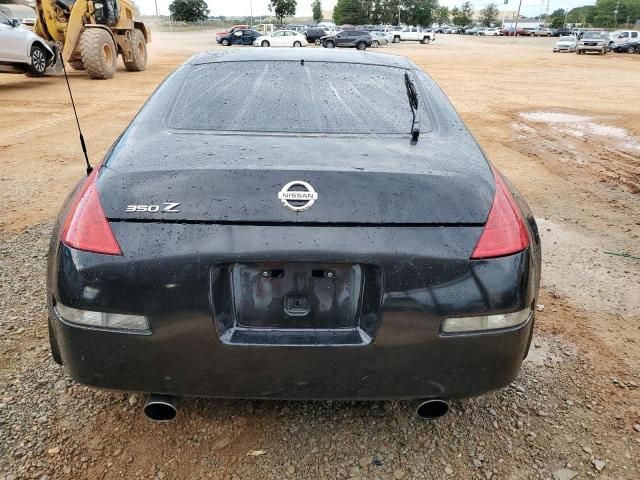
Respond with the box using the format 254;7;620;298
34;0;150;79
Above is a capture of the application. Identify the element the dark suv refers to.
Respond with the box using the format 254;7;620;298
321;30;372;50
217;29;261;46
305;27;327;45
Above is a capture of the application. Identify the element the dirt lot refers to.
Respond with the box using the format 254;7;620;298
1;33;639;480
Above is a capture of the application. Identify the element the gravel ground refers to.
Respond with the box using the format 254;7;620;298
1;226;638;479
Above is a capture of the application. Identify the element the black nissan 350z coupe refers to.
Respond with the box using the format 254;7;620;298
47;49;540;420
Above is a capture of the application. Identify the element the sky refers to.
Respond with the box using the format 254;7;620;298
137;0;595;19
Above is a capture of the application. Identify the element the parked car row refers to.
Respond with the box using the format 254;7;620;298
214;24;640;57
437;25;578;37
552;30;639;55
216;25;436;50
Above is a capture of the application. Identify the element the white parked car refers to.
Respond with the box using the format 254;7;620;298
480;27;502;36
0;13;55;76
553;35;577;52
253;30;307;47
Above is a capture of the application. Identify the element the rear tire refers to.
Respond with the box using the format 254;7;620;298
393;36;400;43
314;39;321;45
67;59;85;70
356;41;366;50
325;40;335;48
123;29;147;72
293;41;302;47
26;45;47;77
79;28;117;79
372;40;379;48
629;45;636;54
420;37;430;44
261;40;270;47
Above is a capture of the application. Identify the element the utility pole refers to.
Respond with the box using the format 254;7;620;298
544;0;550;23
537;0;544;22
398;4;401;26
513;0;523;35
250;0;253;28
613;0;620;27
154;0;158;17
563;9;568;28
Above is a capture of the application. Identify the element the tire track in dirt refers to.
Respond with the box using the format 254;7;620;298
511;110;640;196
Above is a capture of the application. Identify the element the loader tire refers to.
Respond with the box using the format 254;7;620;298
123;29;147;72
67;60;85;70
79;28;117;80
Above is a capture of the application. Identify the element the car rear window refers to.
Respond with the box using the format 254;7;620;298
168;61;430;134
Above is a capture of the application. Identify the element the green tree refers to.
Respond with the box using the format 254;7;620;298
566;5;596;26
450;6;462;25
268;0;297;23
479;3;499;26
312;0;323;22
383;0;400;25
434;5;450;25
451;3;472;26
546;8;566;28
370;0;383;23
401;0;438;27
459;1;474;25
332;0;367;24
592;0;640;27
451;2;473;26
362;0;374;20
169;0;209;21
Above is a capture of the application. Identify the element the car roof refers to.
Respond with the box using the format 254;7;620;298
190;49;415;69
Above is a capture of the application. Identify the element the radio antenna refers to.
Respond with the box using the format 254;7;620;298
60;51;92;175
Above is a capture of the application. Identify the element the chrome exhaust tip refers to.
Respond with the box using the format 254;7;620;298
414;398;450;419
143;394;177;422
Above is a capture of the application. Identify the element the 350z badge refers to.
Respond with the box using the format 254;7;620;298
125;202;181;213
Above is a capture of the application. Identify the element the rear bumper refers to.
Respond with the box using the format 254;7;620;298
50;305;533;400
49;223;540;400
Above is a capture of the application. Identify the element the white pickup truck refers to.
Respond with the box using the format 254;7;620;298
390;27;435;44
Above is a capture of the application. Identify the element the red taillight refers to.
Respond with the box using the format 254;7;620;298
471;167;529;259
60;168;122;256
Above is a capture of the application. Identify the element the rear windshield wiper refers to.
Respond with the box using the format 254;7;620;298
404;72;420;145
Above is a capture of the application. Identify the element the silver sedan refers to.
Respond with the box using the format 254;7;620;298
369;31;389;48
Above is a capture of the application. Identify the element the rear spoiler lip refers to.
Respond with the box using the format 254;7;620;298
106;218;485;228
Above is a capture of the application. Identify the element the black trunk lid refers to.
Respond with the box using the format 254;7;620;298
99;134;494;225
